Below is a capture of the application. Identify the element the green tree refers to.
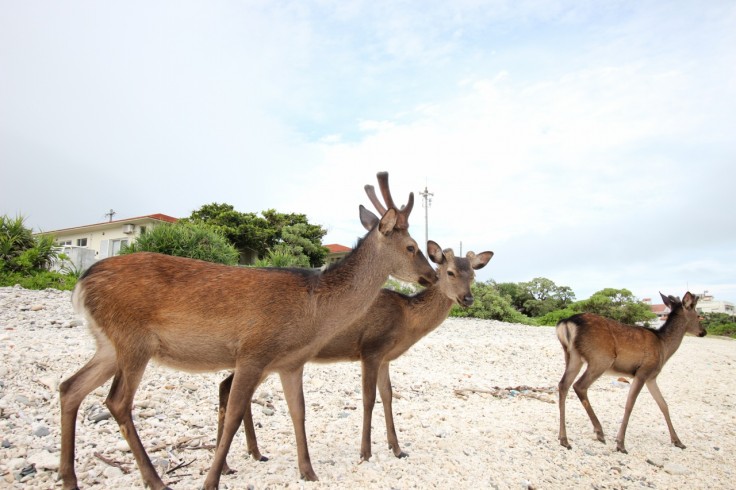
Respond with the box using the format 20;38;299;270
182;203;273;260
701;312;736;338
450;280;533;324
496;281;534;313
517;277;577;317
183;204;328;267
576;288;655;325
121;222;239;265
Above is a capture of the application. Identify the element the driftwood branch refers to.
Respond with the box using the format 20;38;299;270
93;452;131;474
454;385;556;404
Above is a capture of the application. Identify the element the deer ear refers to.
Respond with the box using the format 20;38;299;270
469;251;494;270
377;208;398;235
682;291;698;309
426;240;445;264
659;292;672;308
359;205;379;231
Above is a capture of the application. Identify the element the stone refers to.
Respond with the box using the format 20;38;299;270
33;426;50;437
28;450;59;470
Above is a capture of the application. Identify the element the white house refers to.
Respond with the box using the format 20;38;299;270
695;292;735;316
37;213;177;270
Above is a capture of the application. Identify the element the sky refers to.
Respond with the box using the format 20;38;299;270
1;1;735;303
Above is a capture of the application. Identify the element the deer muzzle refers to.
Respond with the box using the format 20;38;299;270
458;294;474;307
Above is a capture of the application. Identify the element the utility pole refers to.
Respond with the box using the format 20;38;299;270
105;209;116;222
419;184;433;253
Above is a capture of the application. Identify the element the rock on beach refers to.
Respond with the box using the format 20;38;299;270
0;285;734;489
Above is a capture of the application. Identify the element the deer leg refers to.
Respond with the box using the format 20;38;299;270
105;359;169;490
279;367;318;481
204;365;263;490
218;373;268;475
359;357;381;462
59;346;117;490
615;376;646;454
573;362;609;444
558;349;584;449
377;361;406;458
646;378;685;449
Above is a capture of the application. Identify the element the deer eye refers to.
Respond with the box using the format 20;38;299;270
406;245;415;253
447;271;455;277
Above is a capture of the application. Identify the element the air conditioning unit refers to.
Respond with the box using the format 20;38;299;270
122;224;135;234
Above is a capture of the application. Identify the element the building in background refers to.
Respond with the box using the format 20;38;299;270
324;243;352;266
36;213;177;271
695;291;735;315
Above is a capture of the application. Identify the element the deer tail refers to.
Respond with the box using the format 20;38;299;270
556;318;578;353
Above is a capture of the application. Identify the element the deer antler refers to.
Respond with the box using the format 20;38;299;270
364;172;414;230
364;184;387;215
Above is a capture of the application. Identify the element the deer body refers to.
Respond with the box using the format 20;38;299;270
556;292;706;453
219;242;493;467
59;173;437;490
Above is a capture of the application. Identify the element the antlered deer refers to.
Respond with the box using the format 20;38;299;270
59;172;437;490
217;242;493;469
556;292;706;453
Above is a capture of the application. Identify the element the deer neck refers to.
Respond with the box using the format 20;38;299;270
405;286;455;337
657;308;688;360
315;231;392;322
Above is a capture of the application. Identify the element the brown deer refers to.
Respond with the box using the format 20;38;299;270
217;242;493;470
556;291;706;453
58;172;438;490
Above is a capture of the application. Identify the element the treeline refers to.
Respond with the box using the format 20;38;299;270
2;212;734;338
450;277;657;326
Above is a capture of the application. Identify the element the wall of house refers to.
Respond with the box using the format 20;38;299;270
50;219;165;267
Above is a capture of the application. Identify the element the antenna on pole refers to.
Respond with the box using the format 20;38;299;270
105;209;117;222
419;182;433;254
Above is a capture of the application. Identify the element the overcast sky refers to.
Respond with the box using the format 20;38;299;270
1;1;734;303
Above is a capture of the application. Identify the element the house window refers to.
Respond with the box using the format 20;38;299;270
111;238;129;255
58;240;72;246
139;226;147;235
76;238;88;247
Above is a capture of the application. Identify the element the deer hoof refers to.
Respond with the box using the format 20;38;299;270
300;469;319;482
559;437;572;449
616;445;628;454
674;441;686;450
396;450;408;459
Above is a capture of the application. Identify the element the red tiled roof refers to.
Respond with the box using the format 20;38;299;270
325;243;352;253
42;214;178;234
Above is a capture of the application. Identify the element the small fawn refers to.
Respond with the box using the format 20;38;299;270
557;291;706;453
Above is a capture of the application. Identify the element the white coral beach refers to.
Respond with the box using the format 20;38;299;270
1;286;734;489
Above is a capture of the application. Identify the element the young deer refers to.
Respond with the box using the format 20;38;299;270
556;291;706;453
59;172;438;490
218;242;493;469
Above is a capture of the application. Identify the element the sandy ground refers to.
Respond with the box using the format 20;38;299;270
1;286;735;489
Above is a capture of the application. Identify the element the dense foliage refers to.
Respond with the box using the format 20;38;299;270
450;280;534;324
0;215;75;290
120;221;239;265
448;277;657;328
702;312;736;337
182;203;328;267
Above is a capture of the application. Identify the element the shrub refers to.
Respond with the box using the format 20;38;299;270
537;307;580;326
121;222;239;265
0;270;77;290
253;248;310;268
1;215;58;273
450;281;534;324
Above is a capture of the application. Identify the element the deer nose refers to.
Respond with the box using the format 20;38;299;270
462;295;474;306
